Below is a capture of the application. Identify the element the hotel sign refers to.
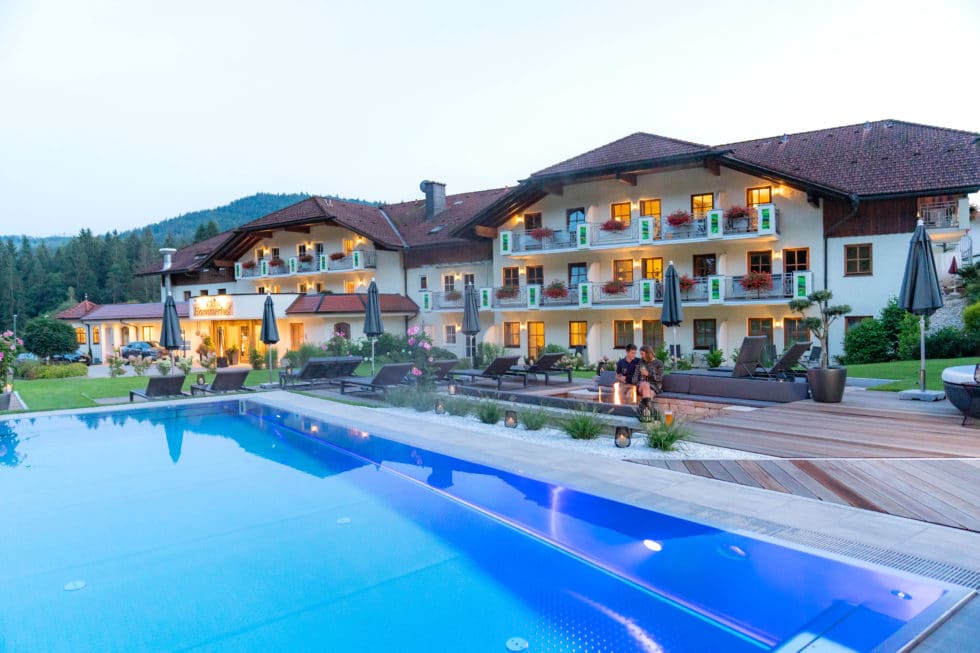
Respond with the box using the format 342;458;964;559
192;296;234;319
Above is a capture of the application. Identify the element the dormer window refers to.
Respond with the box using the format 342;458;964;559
746;186;772;206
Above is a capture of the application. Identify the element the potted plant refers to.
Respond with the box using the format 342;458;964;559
789;290;852;403
225;345;240;365
495;285;519;299
443;289;462;302
528;227;555;239
678;274;696;293
724;205;756;221
298;253;314;263
602;279;628;295
269;257;285;267
544;279;569;299
241;260;256;270
600;219;629;232
667;210;693;227
329;252;346;261
739;271;773;297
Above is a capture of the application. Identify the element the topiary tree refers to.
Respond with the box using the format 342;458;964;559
788;290;851;368
22;316;77;361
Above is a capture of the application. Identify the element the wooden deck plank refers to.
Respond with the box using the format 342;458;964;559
702;460;737;483
719;461;763;488
682;460;715;479
664;459;692;472
815;461;921;521
893;460;980;509
757;461;820;500
791;460;882;511
737;460;790;493
782;461;851;504
870;461;980;530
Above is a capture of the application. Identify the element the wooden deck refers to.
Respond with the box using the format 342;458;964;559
633;388;980;532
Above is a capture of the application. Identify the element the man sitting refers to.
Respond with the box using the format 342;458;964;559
615;344;640;388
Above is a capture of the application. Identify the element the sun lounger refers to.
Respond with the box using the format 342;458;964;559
448;356;525;390
430;359;458;382
190;369;253;395
509;352;573;384
130;374;189;402
732;336;767;378
756;341;812;379
337;363;415;396
279;356;362;388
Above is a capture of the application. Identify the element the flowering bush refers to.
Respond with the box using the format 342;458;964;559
724;205;756;221
406;325;435;391
107;352;126;377
0;330;24;386
322;332;354;357
739;271;773;293
329;252;346;261
495;285;520;299
528;227;555;239
602;279;628;295
678;274;696;292
298;253;314;263
544;279;568;299
600;219;629;232
241;260;256;269
443;289;462;302
269;257;285;267
667;210;693;227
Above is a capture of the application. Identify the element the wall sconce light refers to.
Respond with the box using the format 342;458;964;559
772;252;782;260
515;215;524;223
520;323;527;330
434;398;446;414
633;260;641;267
615;426;632;448
773;320;783;328
448;381;458;396
504;410;518;428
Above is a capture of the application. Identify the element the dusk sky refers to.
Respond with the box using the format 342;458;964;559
1;0;977;237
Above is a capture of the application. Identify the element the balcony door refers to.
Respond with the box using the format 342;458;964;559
527;321;544;361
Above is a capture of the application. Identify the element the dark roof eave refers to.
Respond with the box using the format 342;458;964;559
720;156;852;199
524;150;727;185
855;185;980;201
451;184;548;236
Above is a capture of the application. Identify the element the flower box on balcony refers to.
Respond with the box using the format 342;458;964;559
495;286;520;299
543;280;568;299
600;219;629;232
602;280;628;295
528;227;555;239
443;290;462;302
241;261;256;270
329;252;346;261
678;274;696;292
269;258;285;267
298;254;314;263
739;271;773;293
723;205;756;221
667;210;693;227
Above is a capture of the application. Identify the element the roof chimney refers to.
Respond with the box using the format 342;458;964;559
779;134;788;144
159;247;177;270
420;180;446;219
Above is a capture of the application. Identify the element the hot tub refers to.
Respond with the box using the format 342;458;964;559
941;364;980;419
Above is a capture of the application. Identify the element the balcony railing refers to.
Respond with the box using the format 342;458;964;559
431;291;464;310
236;250;376;279
590;221;641;246
512;229;578;252
723;273;794;301
919;201;959;229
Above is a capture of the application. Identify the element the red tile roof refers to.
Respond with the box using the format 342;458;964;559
286;293;418;315
55;299;100;320
530;132;715;178
384;187;513;246
81;302;190;321
136;231;236;276
239;197;405;248
721;120;980;196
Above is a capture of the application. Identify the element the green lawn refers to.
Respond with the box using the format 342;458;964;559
843;357;980;391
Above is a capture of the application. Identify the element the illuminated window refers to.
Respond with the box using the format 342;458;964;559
504;322;520;348
845;244;872;276
569;321;587;348
691;193;714;217
748;250;772;274
639;199;661;218
613;260;633;283
746;186;772;206
641;257;663;280
141;326;153;341
784;248;809;272
444;325;457;345
344;280;355;293
92;327;100;344
610;202;631;226
613;320;634;348
523;213;542;230
528;322;544;360
75;327;86;344
342;239;354;256
526;266;543;286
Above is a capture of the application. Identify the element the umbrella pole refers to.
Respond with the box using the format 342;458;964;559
371;338;376;375
268;347;273;386
672;327;678;367
919;315;926;393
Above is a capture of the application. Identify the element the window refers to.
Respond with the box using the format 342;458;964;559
693;319;717;350
444;324;457;345
844;244;873;276
641;320;663;349
183;291;192;301
610;201;631;226
568;262;588;288
257;286;266;295
783;318;810;348
502;267;519;288
217;288;226;295
613;259;634;283
315;283;323;293
256;248;266;260
526;265;544;286
463;273;475;287
334;322;350;338
527;322;544;360
271;247;280;260
523;212;542;231
504;322;520;348
693;254;716;277
271;285;281;294
75;327;86;344
641;257;663;280
297;283;306;293
419;275;428;290
443;275;455;292
613;320;634;348
120;327;131;346
314;242;324;257
783;248;809;273
297;244;307;257
141;326;153;341
748;250;772;274
691;193;714;217
290;323;304;349
342;239;354;256
748;318;774;345
566;207;586;231
92;327;100;344
199;289;209;296
569;321;587;348
344;280;355;293
639;199;661;218
845;316;873;332
746;186;772;206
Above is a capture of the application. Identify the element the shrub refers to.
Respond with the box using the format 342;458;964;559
963;301;980;333
282;343;323;369
14;359;40;380
878;297;905;358
644;420;690;451
410;392;438;412
843;318;891;364
475;342;503;368
445;397;474;417
130;356;152;377
520;407;549;430
925;327;980;359
428;346;457;361
174;357;193;375
155;357;173;375
34;362;88;379
385;387;414;407
654;343;669;363
475;401;502;424
22;316;77;360
562;411;604;440
544;280;568;299
704;348;725;368
896;313;924;360
107;354;126;377
249;347;265;369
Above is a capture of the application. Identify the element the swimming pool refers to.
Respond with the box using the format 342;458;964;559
0;400;969;651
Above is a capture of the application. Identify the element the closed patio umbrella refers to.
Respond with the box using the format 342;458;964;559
363;280;384;375
462;284;481;357
159;292;182;374
661;261;683;364
898;219;944;399
260;294;280;386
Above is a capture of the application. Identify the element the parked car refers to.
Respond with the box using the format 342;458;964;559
51;352;92;365
15;352;38;362
120;341;166;361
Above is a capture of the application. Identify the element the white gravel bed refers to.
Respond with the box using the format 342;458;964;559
384;407;773;461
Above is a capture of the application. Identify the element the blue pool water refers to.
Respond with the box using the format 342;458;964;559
0;401;967;652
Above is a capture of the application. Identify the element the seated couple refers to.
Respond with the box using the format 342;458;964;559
616;344;663;407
